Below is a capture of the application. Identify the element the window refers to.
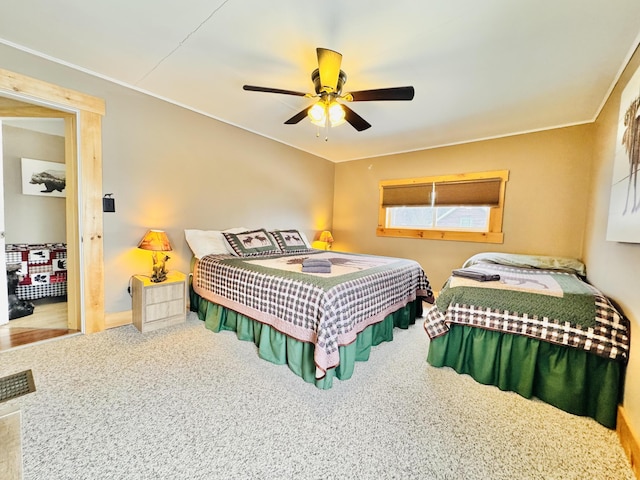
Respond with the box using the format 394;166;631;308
377;170;509;243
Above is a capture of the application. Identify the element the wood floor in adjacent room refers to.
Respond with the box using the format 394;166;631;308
0;299;76;351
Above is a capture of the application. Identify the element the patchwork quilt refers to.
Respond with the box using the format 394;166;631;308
5;243;67;300
193;250;434;376
424;263;629;362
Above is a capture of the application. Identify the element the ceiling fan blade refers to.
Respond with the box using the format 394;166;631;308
347;86;415;102
243;85;308;97
341;104;371;131
316;48;342;93
284;107;311;125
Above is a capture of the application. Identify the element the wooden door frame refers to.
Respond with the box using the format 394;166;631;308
0;68;105;333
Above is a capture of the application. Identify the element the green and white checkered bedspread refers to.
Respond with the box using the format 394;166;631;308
194;250;434;377
424;264;629;362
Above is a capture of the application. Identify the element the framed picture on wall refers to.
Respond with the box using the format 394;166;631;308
21;158;66;198
606;64;640;242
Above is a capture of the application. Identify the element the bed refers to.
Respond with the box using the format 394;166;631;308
187;228;434;389
5;243;68;300
423;252;630;428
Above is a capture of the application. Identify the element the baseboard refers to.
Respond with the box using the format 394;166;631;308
105;310;132;329
617;405;640;478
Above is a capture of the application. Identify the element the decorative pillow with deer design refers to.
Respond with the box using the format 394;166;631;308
270;229;312;253
222;228;281;256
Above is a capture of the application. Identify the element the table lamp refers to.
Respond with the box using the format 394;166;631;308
138;229;173;282
312;230;334;250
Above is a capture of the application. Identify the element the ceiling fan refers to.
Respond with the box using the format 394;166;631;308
243;48;415;133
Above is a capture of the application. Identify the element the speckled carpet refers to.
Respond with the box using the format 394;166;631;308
0;312;634;479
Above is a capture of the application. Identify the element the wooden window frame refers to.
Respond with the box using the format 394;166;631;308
377;170;509;243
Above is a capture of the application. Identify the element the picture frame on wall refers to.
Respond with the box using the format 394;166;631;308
606;64;640;242
20;158;66;198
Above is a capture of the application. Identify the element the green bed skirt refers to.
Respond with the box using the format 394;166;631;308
193;292;421;389
427;325;624;428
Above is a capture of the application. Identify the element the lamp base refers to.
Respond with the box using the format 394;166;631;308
311;241;331;250
150;252;170;283
150;271;168;283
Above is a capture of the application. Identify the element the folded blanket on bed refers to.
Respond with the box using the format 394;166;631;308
452;268;500;282
302;258;332;273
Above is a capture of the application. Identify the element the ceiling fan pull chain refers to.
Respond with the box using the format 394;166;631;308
325;113;330;141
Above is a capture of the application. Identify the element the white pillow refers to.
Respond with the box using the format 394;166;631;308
184;227;248;258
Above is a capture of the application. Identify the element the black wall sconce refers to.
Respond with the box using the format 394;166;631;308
103;194;116;213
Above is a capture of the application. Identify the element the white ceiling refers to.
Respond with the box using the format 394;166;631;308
1;0;639;162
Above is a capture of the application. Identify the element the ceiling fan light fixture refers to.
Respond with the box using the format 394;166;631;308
308;99;346;128
328;101;346;126
245;47;414;134
308;102;326;126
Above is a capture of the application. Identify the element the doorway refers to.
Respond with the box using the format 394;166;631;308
0;117;74;349
0;67;106;349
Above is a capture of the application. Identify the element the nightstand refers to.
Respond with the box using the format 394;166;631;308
131;271;187;332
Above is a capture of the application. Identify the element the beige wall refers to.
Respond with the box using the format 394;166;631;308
584;44;640;436
100;90;334;312
0;44;335;313
2;124;66;243
333;125;594;290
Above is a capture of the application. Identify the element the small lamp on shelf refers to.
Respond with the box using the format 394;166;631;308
138;229;173;283
312;230;334;250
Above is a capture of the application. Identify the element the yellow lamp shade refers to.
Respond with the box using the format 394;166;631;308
319;230;334;243
137;230;172;252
